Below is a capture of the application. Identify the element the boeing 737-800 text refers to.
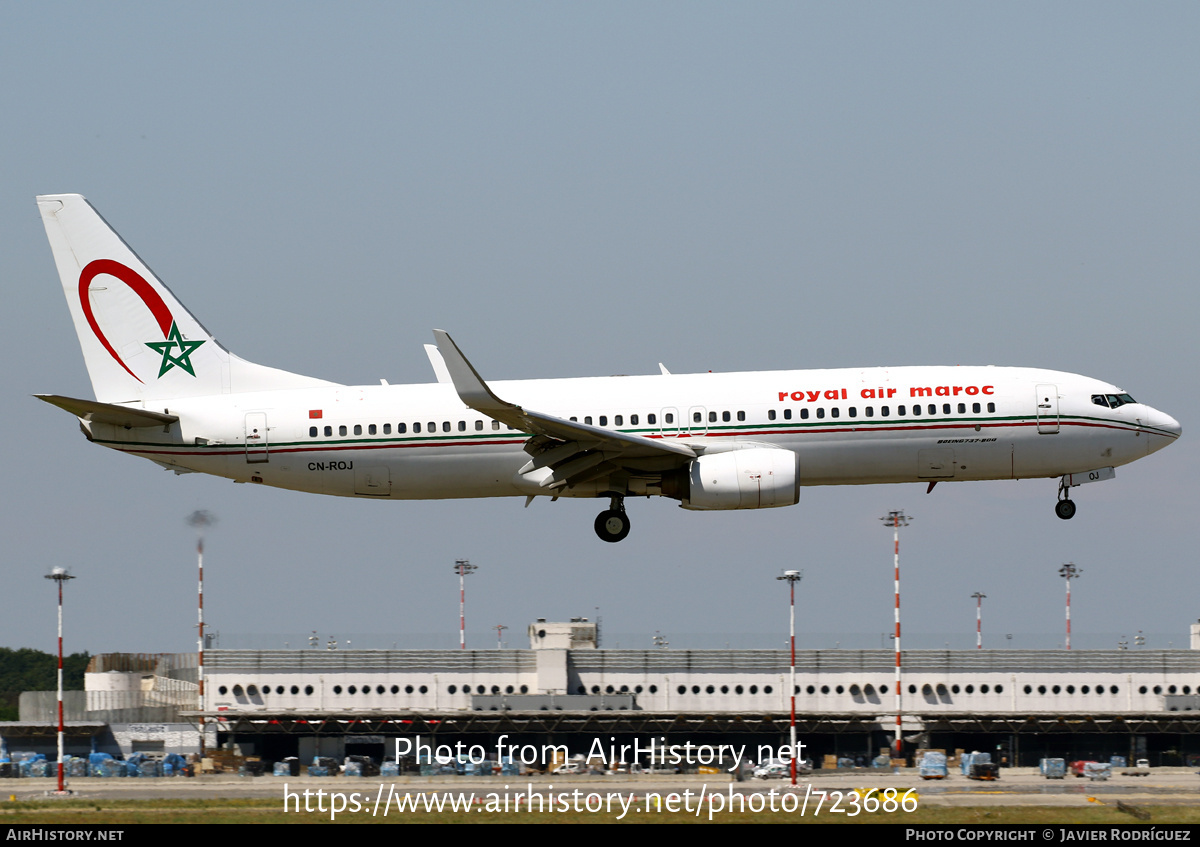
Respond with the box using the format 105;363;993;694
35;194;1181;541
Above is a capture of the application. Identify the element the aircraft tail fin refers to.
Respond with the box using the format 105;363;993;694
37;195;335;403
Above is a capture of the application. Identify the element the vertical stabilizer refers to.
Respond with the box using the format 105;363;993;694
37;195;335;403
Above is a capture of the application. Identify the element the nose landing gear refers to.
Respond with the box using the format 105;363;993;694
1055;477;1076;520
594;496;631;542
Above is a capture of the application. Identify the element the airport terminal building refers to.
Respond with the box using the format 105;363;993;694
8;619;1200;767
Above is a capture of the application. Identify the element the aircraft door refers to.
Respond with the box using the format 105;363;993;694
244;412;269;463
688;406;708;435
1036;384;1060;434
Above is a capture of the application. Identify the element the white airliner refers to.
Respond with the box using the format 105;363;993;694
36;194;1181;542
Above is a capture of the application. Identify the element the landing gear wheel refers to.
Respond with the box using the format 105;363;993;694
594;509;631;543
1055;499;1077;520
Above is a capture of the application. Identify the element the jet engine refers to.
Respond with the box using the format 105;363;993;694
666;447;800;510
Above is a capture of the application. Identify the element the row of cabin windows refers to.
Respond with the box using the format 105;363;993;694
768;402;996;421
310;419;511;438
222;682;553;697
305;400;1002;438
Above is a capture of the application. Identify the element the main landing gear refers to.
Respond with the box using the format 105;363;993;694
1055;477;1077;520
594;496;631;543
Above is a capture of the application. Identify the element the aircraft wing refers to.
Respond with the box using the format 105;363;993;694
36;394;179;427
433;330;695;491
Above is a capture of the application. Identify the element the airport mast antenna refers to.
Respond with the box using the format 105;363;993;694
45;567;75;795
776;569;803;785
880;510;911;759
495;624;508;650
454;560;477;650
1059;563;1082;650
971;592;987;649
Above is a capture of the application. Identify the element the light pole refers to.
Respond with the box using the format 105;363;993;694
186;510;215;758
45;567;75;795
880;510;910;759
454;560;477;650
776;569;803;785
972;592;987;650
1059;563;1081;650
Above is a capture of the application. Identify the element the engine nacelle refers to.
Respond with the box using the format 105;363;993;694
675;447;800;511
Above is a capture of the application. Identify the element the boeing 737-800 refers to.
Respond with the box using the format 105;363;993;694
35;194;1181;542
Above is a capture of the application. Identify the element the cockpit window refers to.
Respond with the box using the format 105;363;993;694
1094;393;1136;409
1091;395;1110;408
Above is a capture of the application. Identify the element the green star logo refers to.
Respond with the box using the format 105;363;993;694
145;321;205;378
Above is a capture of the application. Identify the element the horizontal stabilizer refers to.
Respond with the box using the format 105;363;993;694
36;394;179;428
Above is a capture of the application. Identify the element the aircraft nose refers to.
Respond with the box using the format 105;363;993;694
1144;407;1181;455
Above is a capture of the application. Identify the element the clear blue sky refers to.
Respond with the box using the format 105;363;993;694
2;2;1196;653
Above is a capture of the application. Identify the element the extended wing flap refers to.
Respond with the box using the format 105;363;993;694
36;394;179;428
433;330;695;462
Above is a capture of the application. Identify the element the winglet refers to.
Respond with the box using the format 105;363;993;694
423;344;452;384
432;330;513;417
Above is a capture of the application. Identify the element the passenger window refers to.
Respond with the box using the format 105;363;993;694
599;416;608;426
737;411;745;421
706;411;715;423
369;424;377;435
570;416;577;421
475;420;483;431
458;421;466;431
987;402;995;413
615;415;623;426
816;408;825;419
492;420;500;430
648;413;657;425
383;424;391;434
848;407;856;418
972;403;980;414
309;426;318;437
722;411;731;422
414;422;421;433
442;421;451;432
881;406;889;417
928;405;937;415
865;407;873;418
584;416;593;425
324;426;332;436
354;425;362;435
630;414;638;425
799;409;807;419
768;410;777;421
339;425;348;436
897;405;905;416
695;412;704;423
428;422;435;432
397;423;406;433
957;403;965;414
942;404;951;415
665;413;674;424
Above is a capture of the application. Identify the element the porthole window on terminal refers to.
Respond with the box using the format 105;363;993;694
447;685;457;694
606;685;615;694
692;685;701;694
419;685;428;694
305;685;313;695
219;686;228;695
1139;686;1148;694
677;685;686;695
1052;685;1061;694
1154;685;1162;695
592;685;601;694
1024;685;1032;694
520;685;529;694
706;685;715;694
332;686;342;695
348;686;357;695
835;685;844;695
735;685;744;695
405;685;413;694
290;685;299;695
477;685;486;694
647;685;656;694
1169;685;1178;694
908;685;917;694
276;685;285;694
807;685;816;694
721;685;729;694
951;685;960;694
390;685;398;694
764;686;773;694
1110;686;1119;694
965;685;974;694
820;685;829;694
635;685;643;694
506;686;514;694
247;685;258;696
1082;685;1090;694
1037;685;1046;694
749;685;758;694
995;685;1003;694
376;685;385;694
1065;685;1074;694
